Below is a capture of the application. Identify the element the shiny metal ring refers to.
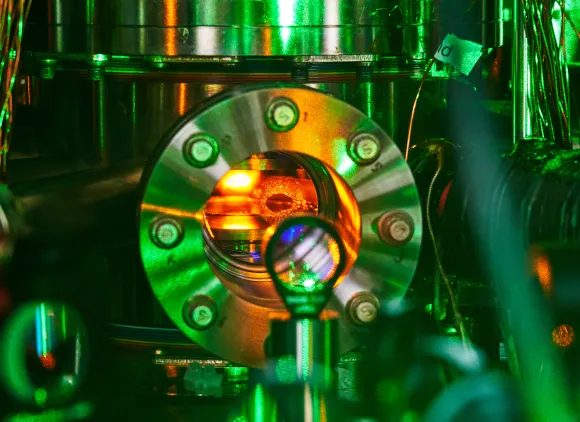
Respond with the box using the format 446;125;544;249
139;86;422;367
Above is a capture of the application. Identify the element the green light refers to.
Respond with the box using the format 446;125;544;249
92;54;108;63
34;389;47;406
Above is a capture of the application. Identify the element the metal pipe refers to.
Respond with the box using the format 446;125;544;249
11;160;144;243
512;0;534;143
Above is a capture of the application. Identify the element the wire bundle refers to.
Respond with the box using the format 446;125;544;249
522;0;571;147
0;0;31;180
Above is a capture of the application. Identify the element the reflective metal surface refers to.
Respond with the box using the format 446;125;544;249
16;78;436;165
139;86;422;366
34;0;397;56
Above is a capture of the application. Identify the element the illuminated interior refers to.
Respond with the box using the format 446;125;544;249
203;152;320;264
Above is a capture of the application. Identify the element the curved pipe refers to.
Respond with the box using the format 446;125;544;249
11;160;145;244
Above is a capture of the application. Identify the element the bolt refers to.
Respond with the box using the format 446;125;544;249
348;133;381;165
183;296;218;331
183;134;220;168
377;211;415;247
266;98;299;132
192;305;214;328
39;59;57;80
150;217;184;249
347;292;380;325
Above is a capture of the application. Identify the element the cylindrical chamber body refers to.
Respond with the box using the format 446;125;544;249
13;77;443;166
30;0;397;56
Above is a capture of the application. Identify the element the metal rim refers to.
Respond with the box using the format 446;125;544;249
264;214;348;318
139;86;422;367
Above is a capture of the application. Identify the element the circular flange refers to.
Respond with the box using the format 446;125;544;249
139;86;422;367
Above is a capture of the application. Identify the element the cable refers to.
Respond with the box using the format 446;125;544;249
404;0;489;161
0;0;32;181
405;58;436;161
521;0;571;147
425;145;469;346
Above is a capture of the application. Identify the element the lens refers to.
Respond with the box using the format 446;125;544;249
203;152;319;264
264;217;345;294
0;302;87;406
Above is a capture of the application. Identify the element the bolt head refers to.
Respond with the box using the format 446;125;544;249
377;211;415;246
347;292;380;325
183;134;219;168
348;133;381;165
183;295;218;331
150;217;184;249
266;98;299;132
389;220;412;242
192;305;214;328
355;301;378;324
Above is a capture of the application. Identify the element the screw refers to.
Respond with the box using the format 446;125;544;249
266;98;299;132
192;305;214;328
347;292;380;325
377;211;415;246
150;217;184;249
183;134;220;168
348;133;381;165
183;296;218;331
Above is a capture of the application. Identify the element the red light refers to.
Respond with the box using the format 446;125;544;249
40;353;56;370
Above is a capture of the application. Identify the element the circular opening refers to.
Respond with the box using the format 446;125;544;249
202;152;321;265
265;217;346;294
201;151;361;304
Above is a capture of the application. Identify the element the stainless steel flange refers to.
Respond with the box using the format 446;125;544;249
139;86;422;367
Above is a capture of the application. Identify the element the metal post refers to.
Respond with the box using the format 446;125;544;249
512;0;533;143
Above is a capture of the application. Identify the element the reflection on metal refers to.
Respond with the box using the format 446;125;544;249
264;215;347;318
401;0;434;60
512;0;533;143
39;0;394;56
139;86;422;367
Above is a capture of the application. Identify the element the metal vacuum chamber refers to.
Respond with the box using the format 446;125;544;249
5;0;505;401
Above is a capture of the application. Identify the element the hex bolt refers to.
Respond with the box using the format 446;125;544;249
183;295;218;331
150;217;184;249
377;211;415;247
266;98;299;132
347;292;380;325
348;133;382;165
182;134;220;168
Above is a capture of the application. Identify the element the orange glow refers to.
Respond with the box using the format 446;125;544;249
531;248;553;295
223;224;253;230
39;353;56;370
164;0;178;55
165;365;179;379
553;324;575;348
206;215;264;231
217;170;259;194
141;204;202;221
263;28;272;56
177;83;188;116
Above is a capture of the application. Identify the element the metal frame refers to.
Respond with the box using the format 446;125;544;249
139;85;422;367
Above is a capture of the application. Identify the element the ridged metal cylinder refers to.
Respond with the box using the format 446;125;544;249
33;0;394;56
443;158;580;280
